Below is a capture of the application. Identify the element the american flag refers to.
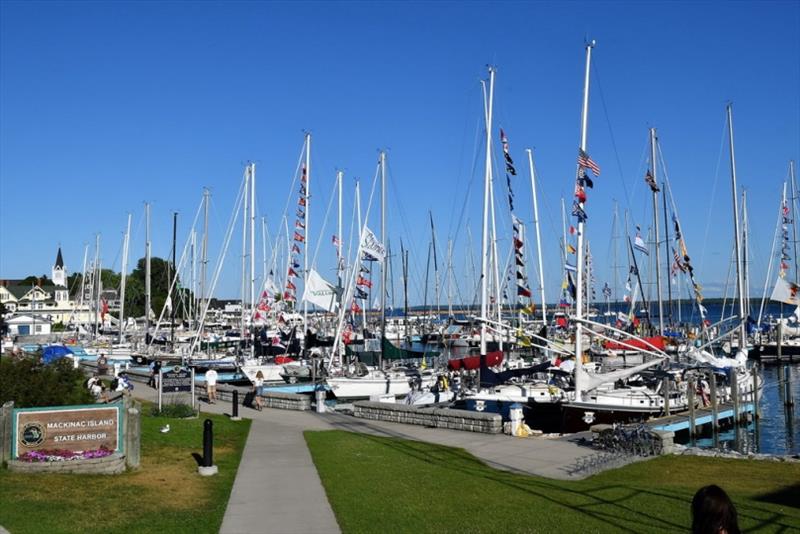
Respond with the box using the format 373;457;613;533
578;149;601;176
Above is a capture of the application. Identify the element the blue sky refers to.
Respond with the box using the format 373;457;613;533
1;1;798;307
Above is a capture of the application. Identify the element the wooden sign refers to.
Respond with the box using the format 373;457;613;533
12;404;122;459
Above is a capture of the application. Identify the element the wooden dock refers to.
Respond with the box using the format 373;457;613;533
647;402;755;433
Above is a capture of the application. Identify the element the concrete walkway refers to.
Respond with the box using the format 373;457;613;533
129;387;607;534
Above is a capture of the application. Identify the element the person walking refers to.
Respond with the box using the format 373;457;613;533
252;370;264;411
205;368;218;404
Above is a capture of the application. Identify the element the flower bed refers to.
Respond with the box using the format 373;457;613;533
18;446;113;462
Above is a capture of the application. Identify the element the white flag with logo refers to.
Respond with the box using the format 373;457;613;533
360;225;386;263
302;268;339;312
770;276;800;306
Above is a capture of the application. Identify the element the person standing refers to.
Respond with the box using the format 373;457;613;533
205;368;219;404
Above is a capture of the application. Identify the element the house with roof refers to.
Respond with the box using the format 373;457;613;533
0;247;98;328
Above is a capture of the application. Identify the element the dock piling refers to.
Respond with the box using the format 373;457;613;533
785;365;795;407
709;370;719;446
752;362;760;419
777;322;783;361
732;368;740;425
688;377;696;442
663;375;671;417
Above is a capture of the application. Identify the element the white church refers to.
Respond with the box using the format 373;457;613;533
0;248;100;335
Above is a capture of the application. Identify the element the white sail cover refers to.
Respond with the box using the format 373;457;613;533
360;225;385;263
302;268;338;312
582;357;666;392
687;347;746;369
770;276;800;305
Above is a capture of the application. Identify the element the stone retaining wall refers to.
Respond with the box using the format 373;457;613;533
353;401;503;434
8;454;127;475
261;391;311;411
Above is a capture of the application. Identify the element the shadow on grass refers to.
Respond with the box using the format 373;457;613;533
312;417;800;533
191;452;204;466
754;483;800;509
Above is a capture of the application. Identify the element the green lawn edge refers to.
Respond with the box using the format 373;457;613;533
305;429;800;534
0;406;252;534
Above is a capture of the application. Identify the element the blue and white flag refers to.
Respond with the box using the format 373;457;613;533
634;229;649;256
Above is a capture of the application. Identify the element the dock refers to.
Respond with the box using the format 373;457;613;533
648;402;755;433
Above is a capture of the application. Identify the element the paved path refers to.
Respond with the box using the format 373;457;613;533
129;386;608;534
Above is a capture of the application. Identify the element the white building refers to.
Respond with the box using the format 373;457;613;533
5;314;52;336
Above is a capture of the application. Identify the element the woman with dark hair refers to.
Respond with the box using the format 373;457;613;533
691;485;741;534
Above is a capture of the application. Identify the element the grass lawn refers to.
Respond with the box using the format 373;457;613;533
306;430;800;533
0;406;251;534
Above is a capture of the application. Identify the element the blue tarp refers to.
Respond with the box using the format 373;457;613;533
41;345;74;364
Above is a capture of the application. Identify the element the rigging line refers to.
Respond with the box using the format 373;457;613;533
447;84;484;241
757;192;783;325
449;112;484;253
592;59;632;210
698;111;730;280
309;174;338;271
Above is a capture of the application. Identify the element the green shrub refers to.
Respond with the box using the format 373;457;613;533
0;357;94;408
150;400;196;418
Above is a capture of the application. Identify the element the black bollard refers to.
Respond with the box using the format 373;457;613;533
202;419;213;467
232;390;239;419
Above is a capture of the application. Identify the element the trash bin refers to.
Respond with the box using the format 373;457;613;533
315;388;326;414
509;403;523;436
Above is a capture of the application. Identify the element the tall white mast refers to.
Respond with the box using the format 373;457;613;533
479;67;496;361
790;160;798;283
304;134;311;351
119;213;132;343
726;104;748;350
145;202;151;338
200;190;209;330
337;170;344;289
240;167;249;349
249;163;256;358
94;233;101;340
190;229;196;327
527;149;547;323
380;151;387;368
649;128;664;334
78;244;89;327
489;170;503;350
574;40;595;399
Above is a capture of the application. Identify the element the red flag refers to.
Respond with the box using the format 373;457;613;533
294;232;305;243
254;311;261;320
350;300;361;313
298;197;306;207
514;237;524;250
288;268;298;278
292;243;301;254
569;225;576;235
286;280;296;290
574;184;586;203
357;276;372;288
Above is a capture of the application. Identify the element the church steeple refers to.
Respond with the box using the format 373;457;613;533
53;246;66;287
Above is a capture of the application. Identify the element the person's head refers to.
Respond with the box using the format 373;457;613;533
256;371;264;379
691;485;740;534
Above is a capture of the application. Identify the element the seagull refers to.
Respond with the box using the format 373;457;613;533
160;424;170;433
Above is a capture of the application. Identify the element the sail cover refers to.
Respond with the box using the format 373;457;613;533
581;356;667;392
302;269;339;312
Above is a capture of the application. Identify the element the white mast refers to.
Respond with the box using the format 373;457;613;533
574;40;595;400
200;190;209;330
93;233;101;339
249;163;256;358
337;170;344;289
240;167;249;349
78;244;89;328
726;104;748;350
145;203;151;338
304;134;311;351
649;128;664;334
742;190;750;309
489;170;503;350
380;151;387;368
355;180;367;328
527;148;547;323
190;229;196;327
479;67;496;361
118;213;132;343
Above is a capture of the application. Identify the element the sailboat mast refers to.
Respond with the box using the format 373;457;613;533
790;161;798;284
171;211;177;347
649;128;664;335
430;212;440;318
526;148;547;323
380;151;386;368
726;104;748;349
200;189;209;331
145;202;151;338
119;213;131;343
240;168;249;352
742;190;750;310
249;163;256;358
337;170;343;289
479;67;495;360
303;135;311;354
447;239;454;318
94;233;101;339
574;40;595;398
